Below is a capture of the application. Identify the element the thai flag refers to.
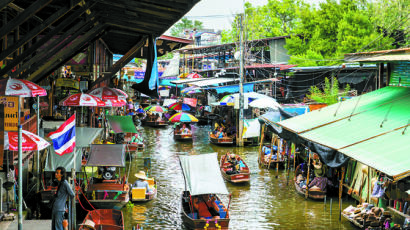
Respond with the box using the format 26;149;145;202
47;114;76;156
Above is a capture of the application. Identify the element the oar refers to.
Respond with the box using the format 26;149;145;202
257;124;265;166
286;142;294;185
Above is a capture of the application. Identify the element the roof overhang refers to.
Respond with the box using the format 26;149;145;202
344;48;410;63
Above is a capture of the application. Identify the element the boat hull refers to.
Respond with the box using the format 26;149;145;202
141;120;168;128
209;133;234;146
294;181;326;200
78;209;124;230
174;133;193;142
220;155;250;183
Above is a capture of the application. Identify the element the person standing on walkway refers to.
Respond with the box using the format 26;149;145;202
52;166;75;230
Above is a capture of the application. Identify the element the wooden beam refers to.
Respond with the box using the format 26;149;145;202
0;0;14;12
0;0;85;63
6;13;97;78
27;23;106;82
105;22;154;35
0;0;53;40
91;36;147;88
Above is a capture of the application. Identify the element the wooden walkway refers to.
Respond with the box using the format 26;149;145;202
0;219;52;230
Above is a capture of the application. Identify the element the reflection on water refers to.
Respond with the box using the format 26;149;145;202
123;125;355;229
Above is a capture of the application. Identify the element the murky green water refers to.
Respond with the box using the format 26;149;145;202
122;125;356;229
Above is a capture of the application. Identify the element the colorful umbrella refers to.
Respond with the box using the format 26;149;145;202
181;86;202;94
168;102;191;111
186;73;202;79
103;99;127;107
88;87;127;100
0;78;47;97
5;130;50;151
158;85;171;90
144;105;168;113
59;93;105;107
169;112;198;123
217;95;235;106
178;73;189;79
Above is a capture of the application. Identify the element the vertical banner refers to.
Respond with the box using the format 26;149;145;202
0;104;4;169
0;96;19;131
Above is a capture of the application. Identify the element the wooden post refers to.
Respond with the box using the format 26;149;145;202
257;124;265;166
305;150;311;199
293;143;297;171
276;139;281;177
339;167;345;222
367;166;370;203
267;135;275;169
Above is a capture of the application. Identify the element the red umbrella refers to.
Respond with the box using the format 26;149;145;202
88;87;127;100
103;99;127;107
59;93;105;107
5;130;50;151
0;78;47;97
186;73;202;79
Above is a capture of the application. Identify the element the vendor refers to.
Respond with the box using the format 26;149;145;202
132;171;152;194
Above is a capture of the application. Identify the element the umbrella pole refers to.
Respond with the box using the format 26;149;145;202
36;95;40;193
18;124;23;230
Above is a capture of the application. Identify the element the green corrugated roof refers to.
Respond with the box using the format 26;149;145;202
278;86;410;179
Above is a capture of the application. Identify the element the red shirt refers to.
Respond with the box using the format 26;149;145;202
197;202;212;218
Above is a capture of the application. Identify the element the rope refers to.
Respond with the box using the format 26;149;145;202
74;179;96;211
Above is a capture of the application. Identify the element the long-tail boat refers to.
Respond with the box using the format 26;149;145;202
179;153;231;230
219;154;250;183
294;181;327;200
209;133;235;146
130;177;157;202
174;130;193;142
84;144;130;209
78;209;124;230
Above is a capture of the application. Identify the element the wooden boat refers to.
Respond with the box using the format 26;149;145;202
130;178;157;202
219;154;250;183
209;133;235;146
84;144;130;209
174;130;193;142
294;181;326;200
181;191;230;230
179;153;231;230
78;209;124;230
141;119;168;128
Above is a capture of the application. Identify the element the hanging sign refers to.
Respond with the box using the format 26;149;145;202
0;96;19;131
56;78;79;89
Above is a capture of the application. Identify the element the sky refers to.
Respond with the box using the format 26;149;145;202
165;0;326;33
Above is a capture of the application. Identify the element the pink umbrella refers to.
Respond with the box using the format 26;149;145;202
5;130;50;151
59;93;105;107
0;78;47;97
88;87;127;100
103;99;127;107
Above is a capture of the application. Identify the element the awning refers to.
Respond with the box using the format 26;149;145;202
170;77;213;85
190;78;238;87
106;115;137;133
86;144;126;167
277;86;410;180
208;83;254;94
179;153;229;196
44;147;82;172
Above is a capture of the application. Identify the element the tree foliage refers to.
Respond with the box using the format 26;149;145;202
307;77;350;105
170;17;203;38
221;0;406;66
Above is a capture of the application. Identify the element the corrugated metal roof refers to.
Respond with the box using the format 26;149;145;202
278;86;410;179
191;78;238;87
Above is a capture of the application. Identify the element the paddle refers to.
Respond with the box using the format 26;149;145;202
305;151;312;199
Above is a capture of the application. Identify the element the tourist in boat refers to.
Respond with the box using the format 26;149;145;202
193;194;220;220
131;132;143;145
52;166;75;230
226;153;239;175
181;123;191;134
216;126;226;139
132;171;152;193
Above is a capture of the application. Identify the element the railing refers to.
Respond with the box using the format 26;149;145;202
21;114;37;134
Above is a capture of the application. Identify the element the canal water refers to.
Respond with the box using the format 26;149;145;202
122;125;356;229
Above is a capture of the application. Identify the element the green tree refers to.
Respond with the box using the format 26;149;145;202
307;77;350;105
170;17;203;38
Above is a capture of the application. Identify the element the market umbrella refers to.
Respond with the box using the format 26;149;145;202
217;95;235;106
88;87;127;100
249;97;281;110
178;73;189;79
103;99;127;107
186;73;202;79
5;130;50;151
168;102;192;111
144;105;168;113
59;93;106;107
169;112;198;123
181;86;202;94
0;78;47;97
158;85;171;90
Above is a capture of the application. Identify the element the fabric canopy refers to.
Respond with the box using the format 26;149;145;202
86;144;126;167
208;83;254;94
76;127;103;148
243;118;261;138
44;147;82;172
106;115;137;133
179;153;229;196
277;86;410;179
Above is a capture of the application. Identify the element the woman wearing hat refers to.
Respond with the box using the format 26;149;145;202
132;171;152;193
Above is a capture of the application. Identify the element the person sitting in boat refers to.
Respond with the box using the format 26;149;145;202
226;153;239;175
193;194;220;220
131;133;143;145
216;126;227;139
181;123;191;134
132;171;152;193
136;105;144;114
